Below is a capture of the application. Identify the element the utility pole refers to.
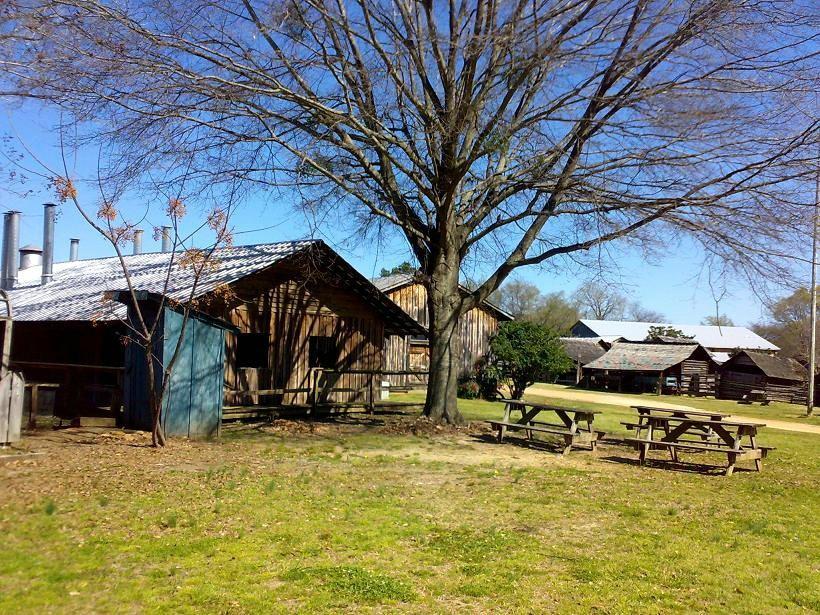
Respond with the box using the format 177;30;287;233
808;162;819;417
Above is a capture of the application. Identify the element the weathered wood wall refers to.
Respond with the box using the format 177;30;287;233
718;370;805;403
382;282;502;386
680;359;716;395
216;268;385;406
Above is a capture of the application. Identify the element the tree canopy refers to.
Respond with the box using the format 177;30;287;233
645;325;694;340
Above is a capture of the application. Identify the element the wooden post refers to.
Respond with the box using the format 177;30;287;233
367;372;375;414
310;368;319;417
29;384;38;428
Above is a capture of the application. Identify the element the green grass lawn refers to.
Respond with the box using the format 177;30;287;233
1;394;818;614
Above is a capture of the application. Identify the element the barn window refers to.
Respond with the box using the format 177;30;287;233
236;333;267;368
309;335;338;369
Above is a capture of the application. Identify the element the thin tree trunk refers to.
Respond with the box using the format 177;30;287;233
423;248;465;425
144;343;166;447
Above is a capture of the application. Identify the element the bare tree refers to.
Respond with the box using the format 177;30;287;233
628;305;665;322
1;0;816;423
492;280;544;320
18;141;235;446
573;280;628;320
702;314;735;327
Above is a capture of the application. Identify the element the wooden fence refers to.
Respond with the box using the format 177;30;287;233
224;368;429;417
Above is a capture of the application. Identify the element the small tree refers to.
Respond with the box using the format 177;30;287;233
378;262;416;278
488;322;572;400
646;326;694;340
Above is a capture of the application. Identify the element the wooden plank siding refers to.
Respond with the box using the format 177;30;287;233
212;267;385;406
382;282;503;386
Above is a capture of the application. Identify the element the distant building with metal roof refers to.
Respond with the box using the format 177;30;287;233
570;319;778;362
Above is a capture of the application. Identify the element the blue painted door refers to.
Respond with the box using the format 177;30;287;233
161;309;225;438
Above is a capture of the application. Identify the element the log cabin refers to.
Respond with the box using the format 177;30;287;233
717;350;806;404
371;273;513;388
582;341;718;394
6;239;423;430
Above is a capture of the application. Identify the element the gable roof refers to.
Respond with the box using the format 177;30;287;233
6;241;425;336
584;342;711;372
724;350;806;382
573;319;778;351
560;337;608;365
371;272;513;320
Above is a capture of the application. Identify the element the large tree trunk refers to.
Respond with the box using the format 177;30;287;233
423;249;465;425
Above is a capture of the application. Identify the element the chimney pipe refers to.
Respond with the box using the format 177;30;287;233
19;245;43;270
133;229;143;255
2;211;20;290
69;238;79;262
1;214;9;289
161;226;172;252
41;203;56;285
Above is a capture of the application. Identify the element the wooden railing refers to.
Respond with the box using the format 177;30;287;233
227;368;428;413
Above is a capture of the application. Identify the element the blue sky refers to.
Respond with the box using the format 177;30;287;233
1;104;808;328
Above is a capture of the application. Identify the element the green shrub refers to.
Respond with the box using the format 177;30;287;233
488;321;572;398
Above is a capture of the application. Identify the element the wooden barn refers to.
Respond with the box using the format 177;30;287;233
582;341;717;394
557;337;609;384
6;240;423;432
371;273;513;387
718;350;806;404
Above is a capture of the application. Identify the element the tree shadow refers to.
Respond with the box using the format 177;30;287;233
469;432;572;455
600;453;753;476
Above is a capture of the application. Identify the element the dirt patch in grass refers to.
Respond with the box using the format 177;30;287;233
374;414;492;438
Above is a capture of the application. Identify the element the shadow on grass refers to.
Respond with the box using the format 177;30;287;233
468;432;579;455
600;454;755;476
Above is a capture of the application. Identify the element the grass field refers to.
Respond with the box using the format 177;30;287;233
0;389;818;613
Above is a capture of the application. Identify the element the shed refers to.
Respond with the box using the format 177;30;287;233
7;240;423;430
557;337;608;384
583;341;717;394
120;293;235;438
718;350;806;404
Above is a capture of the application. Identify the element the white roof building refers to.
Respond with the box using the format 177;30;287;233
570;319;778;363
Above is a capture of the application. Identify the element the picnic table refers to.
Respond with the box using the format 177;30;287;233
629;405;729;441
487;398;602;455
623;407;772;476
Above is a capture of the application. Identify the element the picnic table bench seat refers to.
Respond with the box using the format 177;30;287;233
623;437;771;476
624;406;771;476
487;399;603;455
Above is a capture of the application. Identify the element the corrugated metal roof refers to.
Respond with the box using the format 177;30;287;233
371;272;416;293
560;337;607;365
7;241;318;321
371;272;514;320
584;342;708;372
574;319;778;351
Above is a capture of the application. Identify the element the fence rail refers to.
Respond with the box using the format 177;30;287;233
228;368;429;413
